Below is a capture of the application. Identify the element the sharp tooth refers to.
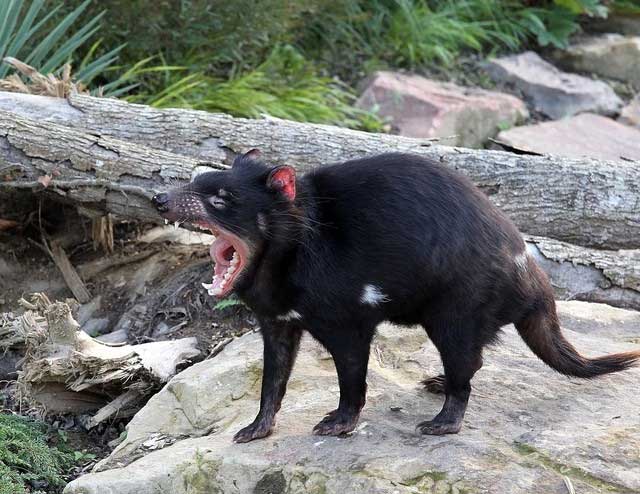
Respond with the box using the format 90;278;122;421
202;282;213;290
164;219;168;225
174;221;181;230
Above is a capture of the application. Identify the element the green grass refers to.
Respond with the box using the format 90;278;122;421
612;0;640;14
297;0;607;77
25;0;621;128
0;413;76;494
129;44;383;131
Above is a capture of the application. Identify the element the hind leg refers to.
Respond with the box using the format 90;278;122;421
417;322;483;435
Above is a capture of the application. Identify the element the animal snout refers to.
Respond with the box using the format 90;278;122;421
152;192;170;212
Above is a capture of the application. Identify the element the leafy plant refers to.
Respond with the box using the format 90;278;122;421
0;0;124;85
131;45;383;131
0;413;75;494
213;296;245;311
611;0;640;14
297;0;609;75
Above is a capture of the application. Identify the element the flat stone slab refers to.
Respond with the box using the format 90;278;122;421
356;71;528;148
620;95;640;128
486;51;622;119
497;113;640;162
65;301;640;494
554;34;640;89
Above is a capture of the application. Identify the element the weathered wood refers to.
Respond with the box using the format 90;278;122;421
47;239;92;303
0;109;225;221
0;91;638;249
525;235;640;311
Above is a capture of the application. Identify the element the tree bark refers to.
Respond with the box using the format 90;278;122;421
0;109;225;221
0;92;639;249
525;235;640;311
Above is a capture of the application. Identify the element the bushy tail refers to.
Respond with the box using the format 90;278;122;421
515;309;640;379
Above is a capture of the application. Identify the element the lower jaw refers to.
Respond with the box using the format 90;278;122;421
203;269;244;298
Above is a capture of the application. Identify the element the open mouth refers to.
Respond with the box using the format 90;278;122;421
198;223;249;298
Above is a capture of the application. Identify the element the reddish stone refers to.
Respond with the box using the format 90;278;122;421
356;71;528;148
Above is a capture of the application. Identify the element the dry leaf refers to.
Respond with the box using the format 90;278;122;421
0;218;18;231
38;174;52;187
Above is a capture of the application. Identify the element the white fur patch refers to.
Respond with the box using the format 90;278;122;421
276;310;302;321
360;284;390;306
514;252;528;273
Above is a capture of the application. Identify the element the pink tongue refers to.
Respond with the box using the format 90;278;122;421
210;236;232;290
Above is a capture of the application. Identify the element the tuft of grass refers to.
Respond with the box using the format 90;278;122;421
611;0;640;14
0;0;125;86
131;45;383;131
297;0;610;78
0;413;75;494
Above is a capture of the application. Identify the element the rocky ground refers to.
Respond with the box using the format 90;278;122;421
356;32;640;162
65;301;640;494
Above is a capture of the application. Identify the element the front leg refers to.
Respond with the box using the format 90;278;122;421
233;321;301;443
312;327;374;436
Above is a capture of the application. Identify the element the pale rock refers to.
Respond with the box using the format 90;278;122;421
486;51;622;118
66;301;640;494
620;95;640;128
497;113;640;162
555;34;640;88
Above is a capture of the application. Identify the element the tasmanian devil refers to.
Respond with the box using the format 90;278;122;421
152;151;640;443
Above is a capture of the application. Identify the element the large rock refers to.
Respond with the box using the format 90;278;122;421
496;113;640;162
65;301;640;494
486;51;622;119
356;71;528;148
589;13;640;36
620;95;640;128
554;34;640;89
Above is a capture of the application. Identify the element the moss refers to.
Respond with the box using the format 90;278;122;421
180;451;223;494
0;413;76;494
286;470;329;494
254;470;286;494
514;442;627;493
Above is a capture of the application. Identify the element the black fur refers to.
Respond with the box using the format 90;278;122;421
154;152;640;442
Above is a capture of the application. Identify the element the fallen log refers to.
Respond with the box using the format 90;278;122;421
525;236;640;311
0;92;638;249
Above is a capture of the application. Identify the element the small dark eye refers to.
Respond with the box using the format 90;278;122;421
209;196;226;209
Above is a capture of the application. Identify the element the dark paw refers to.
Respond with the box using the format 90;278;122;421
233;419;273;443
416;419;461;436
312;410;359;436
421;374;446;394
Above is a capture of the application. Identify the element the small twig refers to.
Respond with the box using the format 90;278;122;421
0;179;157;199
42;235;92;303
207;337;233;359
563;476;575;494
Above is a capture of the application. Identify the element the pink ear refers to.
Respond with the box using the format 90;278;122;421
243;149;262;160
267;166;296;201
